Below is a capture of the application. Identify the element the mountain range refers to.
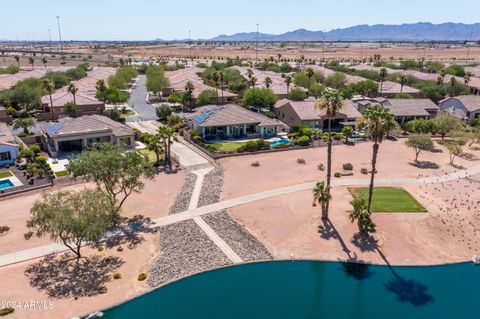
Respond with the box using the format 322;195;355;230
208;22;480;42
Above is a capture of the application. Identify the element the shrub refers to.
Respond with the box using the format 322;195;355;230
0;225;10;234
98;246;104;252
297;158;306;164
322;135;328;142
295;136;310;146
137;273;148;281
29;145;41;155
24;231;33;240
116;246;123;252
334;172;341;178
343;163;353;171
317;164;325;171
361;168;368;175
251;161;260;167
113;272;122;280
0;307;14;316
288;88;307;101
189;129;201;137
36;155;47;164
287;132;299;139
98;286;108;294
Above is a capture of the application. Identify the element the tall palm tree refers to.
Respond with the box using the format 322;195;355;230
249;76;257;88
14;55;20;68
218;71;224;104
28;56;34;70
348;198;376;235
464;73;471;86
282;73;292;94
312;181;332;219
315;89;345;219
67;82;78;105
146;133;163;166
357;105;397;213
264;76;272;89
436;76;443;86
184;81;195;108
378;67;387;96
96;79;107;106
440;69;446;81
42;78;55;115
277;53;282;62
41;57;48;69
212;71;220;104
305;68;314;97
399;75;407;93
158;125;178;171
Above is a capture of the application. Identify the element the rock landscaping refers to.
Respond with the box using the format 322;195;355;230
198;165;224;207
169;172;197;214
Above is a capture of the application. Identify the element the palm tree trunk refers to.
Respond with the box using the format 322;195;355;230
49;93;54;117
367;142;379;213
221;85;224;104
324;118;333;219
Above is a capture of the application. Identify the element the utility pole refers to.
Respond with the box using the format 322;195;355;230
56;16;64;56
321;29;326;65
48;29;52;50
465;29;473;65
256;23;259;62
189;30;192;65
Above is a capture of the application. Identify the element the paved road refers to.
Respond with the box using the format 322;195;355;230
126;75;157;121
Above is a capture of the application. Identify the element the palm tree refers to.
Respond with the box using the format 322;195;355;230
146;133;163;166
464;73;471;86
348;198;376;235
42;78;55;115
96;79;107;106
264;76;272;89
184;81;195;108
63;101;76;116
14;55;20;68
41;57;48;69
158;125;178;171
440;69;447;81
357;105;397;213
277;53;282;62
249;76;257;88
436;76;443;86
218;71;224;104
212;71;220;104
67;82;78;105
312;181;332;219
399;75;407;93
305;68;314;96
315;89;345;219
28;56;34;70
378;67;387;96
282;73;292;94
13;117;34;135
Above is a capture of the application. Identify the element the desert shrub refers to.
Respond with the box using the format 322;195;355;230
297;158;306;164
287;132;299;139
29;145;41;155
322;135;328;142
295;135;310;146
116;246;123;252
98;246;104;252
244;141;259;152
113;272;122;280
361;168;368;175
98;286;108;294
251;161;260;167
36;155;47;164
317;163;325;171
137;273;147;281
24;231;33;240
343;163;353;171
334;172;342;178
139;133;151;144
0;226;10;234
0;307;14;316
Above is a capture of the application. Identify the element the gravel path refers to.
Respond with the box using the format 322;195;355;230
169;173;197;214
203;211;273;262
148;219;232;287
198;165;224;207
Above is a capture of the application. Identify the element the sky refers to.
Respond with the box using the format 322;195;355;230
0;0;479;41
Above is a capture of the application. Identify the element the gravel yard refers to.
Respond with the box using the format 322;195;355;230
169;172;197;214
148;219;232;287
198;165;224;207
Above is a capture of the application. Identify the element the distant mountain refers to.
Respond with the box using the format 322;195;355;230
209;23;480;42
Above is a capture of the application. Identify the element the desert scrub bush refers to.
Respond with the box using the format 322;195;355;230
361;168;368;175
297;158;306;164
98;286;108;294
116;246;124;252
0;226;10;234
0;307;14;316
113;272;122;280
251;161;260;167
343;163;353;171
137;273;147;281
334;172;342;178
317;163;325;171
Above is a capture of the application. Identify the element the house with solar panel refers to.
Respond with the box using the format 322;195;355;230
39;115;135;157
186;104;289;139
0;122;19;167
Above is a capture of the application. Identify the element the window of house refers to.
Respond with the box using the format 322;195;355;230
0;151;12;161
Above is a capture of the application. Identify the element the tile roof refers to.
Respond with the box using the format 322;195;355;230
380;81;419;94
440;95;480;112
41;115;134;138
189;104;287;127
41;91;102;107
381;99;437;117
0;122;15;144
0;67;71;90
277;99;361;121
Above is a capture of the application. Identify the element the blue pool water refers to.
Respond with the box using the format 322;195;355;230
0;179;14;189
102;261;480;319
270;139;292;148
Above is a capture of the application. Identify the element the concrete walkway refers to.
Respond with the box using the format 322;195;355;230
1;164;480;267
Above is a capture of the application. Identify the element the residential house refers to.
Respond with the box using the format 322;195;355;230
40;115;135;157
39;92;105;120
0;107;12;123
379;81;420;98
0;122;19;166
439;95;480;121
273;99;362;129
187;104;289;138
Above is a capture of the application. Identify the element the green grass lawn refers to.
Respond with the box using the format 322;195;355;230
138;149;162;163
207;142;246;152
55;170;69;177
348;187;427;213
0;171;13;178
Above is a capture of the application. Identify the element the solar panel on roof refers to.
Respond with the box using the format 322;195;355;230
43;123;65;135
193;114;208;124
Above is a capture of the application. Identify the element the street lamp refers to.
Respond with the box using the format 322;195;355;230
256;23;259;62
56;16;63;56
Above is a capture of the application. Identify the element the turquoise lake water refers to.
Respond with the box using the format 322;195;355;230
103;261;480;319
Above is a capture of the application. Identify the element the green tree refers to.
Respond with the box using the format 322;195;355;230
264;76;273;89
288;87;307;101
315;88;345;219
158;125;178;171
95;79;107;106
41;57;48;69
155;104;172;121
398;75;407;93
27;189;113;259
325;72;346;89
196;89;217;106
434;115;461;140
445;141;462;165
67;82;78;105
282;73;292;94
184;81;195;108
13;117;34;135
348;198;376;235
146;65;169;100
14;55;20;68
212;71;220;103
341;126;353;143
312;181;332;219
405;134;434;162
146;133;163;165
357;105;398;213
63;101;77;116
67;143;155;220
408;119;436;134
42;78;55;115
242;88;277;110
379;67;387;95
28;56;34;70
105;87;130;107
305;68;314;96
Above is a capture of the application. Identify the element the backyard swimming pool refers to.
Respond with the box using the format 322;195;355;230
102;260;480;319
0;179;14;190
270;138;292;148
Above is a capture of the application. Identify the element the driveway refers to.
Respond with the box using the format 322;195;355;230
126;75;157;121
